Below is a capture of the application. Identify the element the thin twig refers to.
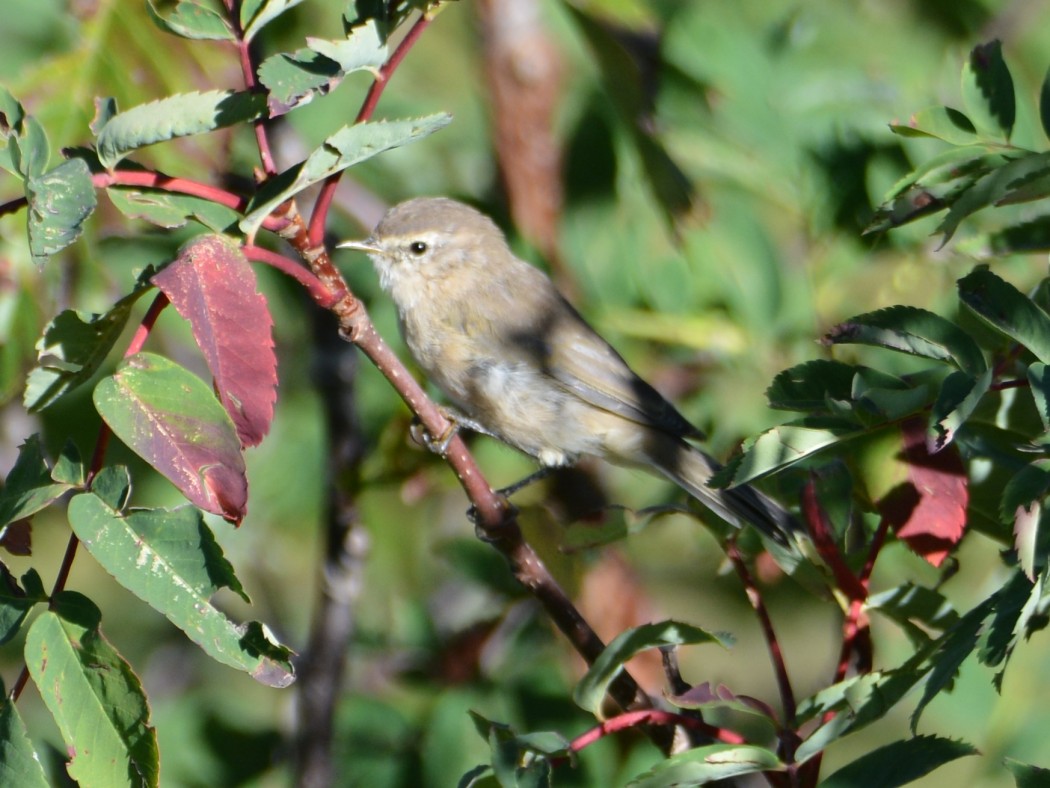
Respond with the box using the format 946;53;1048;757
726;540;796;728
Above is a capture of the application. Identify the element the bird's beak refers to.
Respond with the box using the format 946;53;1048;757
337;238;381;254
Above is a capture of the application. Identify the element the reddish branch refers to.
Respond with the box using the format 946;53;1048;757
306;12;435;248
726;540;796;729
568;709;745;754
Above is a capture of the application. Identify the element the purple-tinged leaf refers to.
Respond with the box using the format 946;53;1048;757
93;352;247;522
153;235;276;447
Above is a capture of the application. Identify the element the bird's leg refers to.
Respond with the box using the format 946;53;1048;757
410;407;496;457
497;465;558;498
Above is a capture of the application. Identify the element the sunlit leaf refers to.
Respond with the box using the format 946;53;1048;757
0;676;49;788
25;593;159;787
824;305;986;376
23;282;152;412
241;114;451;235
574;620;730;716
106;186;240;232
820;735;977;788
93;352;248;522
241;0;304;42
713;421;859;486
961;40;1015;140
0;435;74;529
1006;758;1050;787
928;368;993;451
958;267;1050;364
628;743;783;786
68;492;296;686
25;158;97;264
153;235;276;447
0;569;46;646
146;0;233;41
96;90;267;168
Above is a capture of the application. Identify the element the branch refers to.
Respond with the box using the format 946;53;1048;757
306;12;434;247
567;709;746;755
726;541;796;727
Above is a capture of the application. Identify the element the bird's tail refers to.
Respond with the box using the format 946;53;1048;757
640;434;799;545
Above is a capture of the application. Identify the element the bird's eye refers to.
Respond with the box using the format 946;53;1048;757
408;241;428;256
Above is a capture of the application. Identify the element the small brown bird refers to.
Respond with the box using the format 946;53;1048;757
340;197;796;542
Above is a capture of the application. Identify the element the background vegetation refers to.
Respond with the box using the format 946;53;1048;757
4;1;1050;786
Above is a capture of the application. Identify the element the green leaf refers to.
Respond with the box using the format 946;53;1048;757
1030;363;1050;431
25;158;97;264
96;90;267;168
0;568;46;646
766;360;859;411
146;0;234;41
257;19;386;115
627;743;783;787
821;735;977;788
962;40;1015;140
713;421;859;486
0;678;50;788
93;352;248;521
824;305;986;376
68;492;296;686
25;593;159;787
24;283;151;412
106;186;240;232
241;114;451;235
0;434;75;529
928;368;993;452
1005;758;1050;787
241;0;305;41
977;570;1037;687
868;582;960;647
890;106;977;145
574;620;730;716
936;152;1050;243
958;267;1050;364
987;218;1050;255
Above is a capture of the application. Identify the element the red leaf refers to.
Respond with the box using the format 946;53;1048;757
153;235;276;447
877;417;968;566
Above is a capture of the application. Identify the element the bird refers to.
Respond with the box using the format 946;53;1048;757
339;197;797;543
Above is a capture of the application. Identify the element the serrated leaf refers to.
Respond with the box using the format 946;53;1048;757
821;735;977;788
824;305;986;376
24;283;152;412
868;582;960;647
25;593;159;787
962;40;1015;140
911;597;993;731
153;235;276;447
93;352;248;522
68;492;295;686
928;368;993;451
0;88;48;180
0;435;75;529
25;158;97;265
257;19;386;116
1002;460;1050;579
106;186;240;231
146;0;233;41
96;90;266;168
890;106;977;145
958;267;1050;364
1030;363;1050;431
977;569;1038;691
0;679;50;788
574;620;730;716
936;152;1050;243
713;421;858;486
628;743;783;787
241;114;451;234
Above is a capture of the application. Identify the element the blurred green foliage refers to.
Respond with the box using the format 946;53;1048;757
4;1;1050;786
